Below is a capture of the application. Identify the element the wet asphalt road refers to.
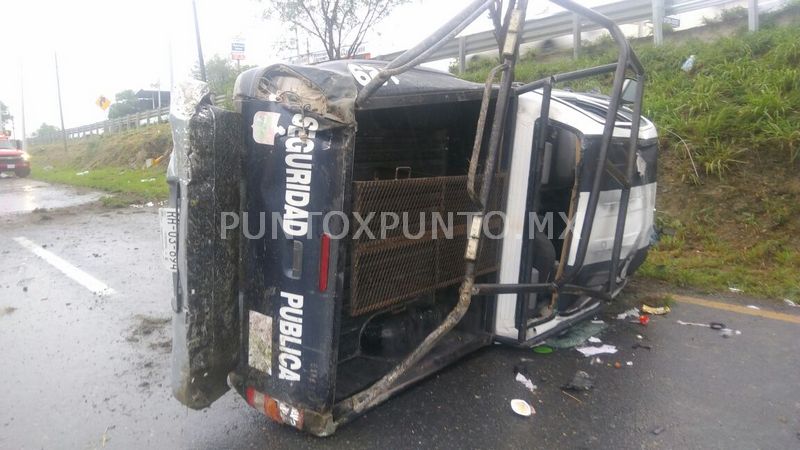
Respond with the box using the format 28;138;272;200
1;179;799;449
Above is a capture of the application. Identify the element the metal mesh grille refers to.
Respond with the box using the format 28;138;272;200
349;175;504;316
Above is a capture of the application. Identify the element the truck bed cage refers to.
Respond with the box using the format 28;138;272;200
337;0;645;420
474;0;646;343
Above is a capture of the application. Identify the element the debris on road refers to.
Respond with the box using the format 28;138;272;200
783;299;799;307
614;361;622;369
746;305;760;310
677;320;714;328
562;370;594;391
652;425;665;435
616;307;640;320
1;306;18;317
76;171;89;176
533;345;553;354
625;361;633;366
638;315;650;326
546;320;607;349
587;336;602;344
632;343;652;350
642;304;670;315
576;344;618;357
515;372;537;393
561;390;583;403
677;320;741;337
728;287;742;293
510;399;534;417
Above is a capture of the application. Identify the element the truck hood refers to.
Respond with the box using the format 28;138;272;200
0;149;24;157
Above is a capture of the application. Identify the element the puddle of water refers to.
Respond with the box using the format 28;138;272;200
0;178;103;215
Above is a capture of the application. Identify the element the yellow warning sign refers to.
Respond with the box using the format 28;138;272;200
95;95;111;111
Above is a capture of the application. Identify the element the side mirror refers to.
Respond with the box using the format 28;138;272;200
621;78;639;104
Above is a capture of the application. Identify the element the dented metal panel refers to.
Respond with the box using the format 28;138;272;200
236;64;356;413
168;82;243;409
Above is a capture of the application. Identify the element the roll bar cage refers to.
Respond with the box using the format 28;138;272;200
338;0;645;420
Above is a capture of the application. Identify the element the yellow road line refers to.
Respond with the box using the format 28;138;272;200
670;294;800;325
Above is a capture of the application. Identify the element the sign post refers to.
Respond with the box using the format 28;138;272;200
231;38;246;71
663;16;680;28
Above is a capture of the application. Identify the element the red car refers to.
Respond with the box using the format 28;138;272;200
0;137;30;178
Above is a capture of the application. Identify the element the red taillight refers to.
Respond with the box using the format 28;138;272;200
244;386;304;430
246;387;256;406
319;233;331;291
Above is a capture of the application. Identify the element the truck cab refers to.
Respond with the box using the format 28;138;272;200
0;136;30;178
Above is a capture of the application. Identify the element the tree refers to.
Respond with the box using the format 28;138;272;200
108;90;149;119
0;101;12;132
192;55;254;108
35;123;60;137
265;0;409;61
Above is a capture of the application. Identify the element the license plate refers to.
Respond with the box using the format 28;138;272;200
159;207;178;272
6;164;14;169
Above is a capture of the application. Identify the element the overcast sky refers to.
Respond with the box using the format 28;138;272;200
0;0;749;137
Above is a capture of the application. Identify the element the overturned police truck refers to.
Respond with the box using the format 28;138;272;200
164;0;658;436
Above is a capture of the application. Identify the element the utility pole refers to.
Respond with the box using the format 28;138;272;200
192;0;207;82
572;14;581;59
54;52;68;153
748;0;759;32
168;39;175;90
19;61;27;151
652;0;664;46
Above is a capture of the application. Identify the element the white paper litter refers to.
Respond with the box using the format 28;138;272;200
616;308;640;320
515;373;537;393
728;287;742;293
784;299;799;307
587;337;602;344
576;344;618;357
746;305;760;310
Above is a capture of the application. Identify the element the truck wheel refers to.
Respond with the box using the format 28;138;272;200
15;167;31;178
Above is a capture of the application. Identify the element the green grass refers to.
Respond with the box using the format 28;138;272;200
31;166;168;205
28;123;171;206
459;5;800;300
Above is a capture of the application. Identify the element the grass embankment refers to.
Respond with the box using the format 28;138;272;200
29;124;171;206
461;10;800;300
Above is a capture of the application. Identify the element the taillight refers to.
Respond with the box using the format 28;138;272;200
244;386;304;430
319;233;331;291
246;386;256;406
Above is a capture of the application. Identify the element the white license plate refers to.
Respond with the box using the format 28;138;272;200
6;164;15;169
159;207;178;272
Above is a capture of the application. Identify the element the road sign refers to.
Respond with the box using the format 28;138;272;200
231;38;246;61
663;16;680;28
95;95;111;111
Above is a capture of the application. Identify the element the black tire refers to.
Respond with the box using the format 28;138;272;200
15;167;31;178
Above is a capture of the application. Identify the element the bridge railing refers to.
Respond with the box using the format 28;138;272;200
29;94;226;146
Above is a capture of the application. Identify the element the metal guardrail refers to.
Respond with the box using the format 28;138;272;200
29;94;226;146
376;0;742;64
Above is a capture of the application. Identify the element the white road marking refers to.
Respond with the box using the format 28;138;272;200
13;236;116;296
